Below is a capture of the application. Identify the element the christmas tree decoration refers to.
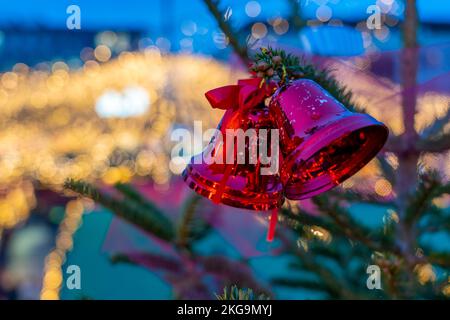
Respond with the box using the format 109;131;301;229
183;48;389;241
183;78;284;210
184;48;389;209
270;79;389;200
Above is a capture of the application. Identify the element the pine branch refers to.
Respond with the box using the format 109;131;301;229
420;106;450;140
110;252;182;273
383;134;410;154
277;223;394;298
405;171;450;225
112;253;213;299
304;243;346;263
115;183;166;218
427;252;450;268
417;132;450;153
286;0;305;31
377;154;397;184
312;196;396;253
216;285;270;300
278;233;361;299
327;188;395;207
418;207;450;234
203;0;249;63
251;48;362;112
176;194;211;248
64;179;175;241
271;278;329;293
281;207;338;234
199;256;271;298
281;200;395;254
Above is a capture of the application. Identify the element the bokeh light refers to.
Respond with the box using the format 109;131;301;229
245;1;261;18
251;22;268;39
316;5;333;22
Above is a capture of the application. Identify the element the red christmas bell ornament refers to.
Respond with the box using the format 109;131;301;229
270;79;389;200
183;79;284;211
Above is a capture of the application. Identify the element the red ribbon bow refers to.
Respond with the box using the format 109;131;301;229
205;78;275;111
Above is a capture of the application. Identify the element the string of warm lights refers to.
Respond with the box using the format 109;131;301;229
0;182;36;230
40;198;93;300
0;50;243;231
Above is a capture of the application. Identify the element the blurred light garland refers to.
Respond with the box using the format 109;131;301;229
40;199;89;300
0;181;35;229
0;50;243;230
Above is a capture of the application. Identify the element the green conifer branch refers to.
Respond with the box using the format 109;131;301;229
417;132;450;153
285;240;360;299
215;285;270;300
420;107;450;140
64;179;175;241
281;208;341;240
327;188;396;207
203;0;249;64
426;251;450;268
110;252;182;272
271;277;335;294
311;196;396;253
376;154;397;185
287;0;305;31
250;47;362;112
176;194;211;248
405;171;450;225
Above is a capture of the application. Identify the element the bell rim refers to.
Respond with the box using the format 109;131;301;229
182;163;285;211
282;113;389;200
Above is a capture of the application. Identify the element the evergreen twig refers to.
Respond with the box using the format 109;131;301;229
64;179;175;241
405;172;450;225
250;47;362;112
376;154;397;184
311;196;396;253
216;285;270;300
327;188;395;207
110;252;183;273
417;132;450;153
420;106;450;140
286;0;305;31
176;194;210;248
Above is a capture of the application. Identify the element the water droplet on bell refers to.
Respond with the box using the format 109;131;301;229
359;132;366;140
310;112;320;120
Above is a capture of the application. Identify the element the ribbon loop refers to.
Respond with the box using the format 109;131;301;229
204;78;274;112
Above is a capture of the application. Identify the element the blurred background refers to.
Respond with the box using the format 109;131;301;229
0;0;449;300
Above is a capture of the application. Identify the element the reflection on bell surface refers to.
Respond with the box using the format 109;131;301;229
270;79;389;200
183;103;284;210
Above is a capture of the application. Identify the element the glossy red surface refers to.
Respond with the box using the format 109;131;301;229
183;104;284;210
270;79;389;200
184;79;388;209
